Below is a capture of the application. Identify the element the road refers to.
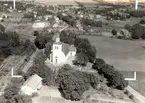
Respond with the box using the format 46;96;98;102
126;86;145;103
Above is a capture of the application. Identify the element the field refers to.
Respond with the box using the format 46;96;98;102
129;72;145;97
81;35;145;96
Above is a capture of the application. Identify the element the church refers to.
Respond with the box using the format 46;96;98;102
46;35;76;64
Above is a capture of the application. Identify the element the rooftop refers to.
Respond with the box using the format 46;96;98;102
22;74;42;90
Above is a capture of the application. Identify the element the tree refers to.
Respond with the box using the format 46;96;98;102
131;24;142;39
92;58;106;72
4;84;20;99
0;96;7;103
26;63;55;86
57;70;89;101
15;95;32;103
124;24;132;32
73;52;88;66
140;19;145;24
0;24;5;32
44;42;52;57
111;29;117;36
60;30;77;45
74;38;96;63
7;31;20;47
34;36;47;49
33;31;39;36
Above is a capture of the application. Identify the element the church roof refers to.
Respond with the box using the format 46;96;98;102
62;43;70;56
61;43;76;56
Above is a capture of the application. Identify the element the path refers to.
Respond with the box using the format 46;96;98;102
126;86;145;103
22;49;42;73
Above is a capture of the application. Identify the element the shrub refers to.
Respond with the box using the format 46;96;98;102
74;38;96;63
81;18;102;27
56;65;100;100
73;52;89;66
140;19;145;24
34;36;47;49
129;94;134;99
111;29;117;36
92;58;106;71
0;24;5;32
131;24;142;39
33;31;39;36
130;11;145;17
124;24;132;32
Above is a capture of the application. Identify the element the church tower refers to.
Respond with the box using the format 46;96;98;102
51;35;62;63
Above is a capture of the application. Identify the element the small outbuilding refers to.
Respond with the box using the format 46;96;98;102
21;74;42;95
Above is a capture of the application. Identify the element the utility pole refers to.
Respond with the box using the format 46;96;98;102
13;0;16;10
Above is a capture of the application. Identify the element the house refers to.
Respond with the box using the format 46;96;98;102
21;74;42;95
46;35;76;64
32;20;49;29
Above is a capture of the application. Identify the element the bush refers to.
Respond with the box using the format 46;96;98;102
92;58;106;71
140;19;145;24
81;18;102;27
60;30;77;44
73;52;88;66
124;24;132;32
111;29;117;36
129;94;134;99
56;65;100;100
33;31;39;36
57;13;76;27
92;58;128;90
34;36;47;49
74;38;96;63
0;24;5;32
130;11;145;17
131;24;142;39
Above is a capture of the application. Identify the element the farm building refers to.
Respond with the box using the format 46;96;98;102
32;20;49;29
21;74;42;95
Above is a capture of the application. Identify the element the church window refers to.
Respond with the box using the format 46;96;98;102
55;46;58;50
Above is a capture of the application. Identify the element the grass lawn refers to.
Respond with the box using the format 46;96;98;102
80;35;145;72
129;72;145;97
81;35;145;97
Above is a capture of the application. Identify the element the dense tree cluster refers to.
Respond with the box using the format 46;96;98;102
57;13;76;27
92;58;128;90
34;32;54;49
0;31;20;57
73;52;88;66
129;10;145;17
74;38;96;63
81;18;103;27
56;64;100;101
0;24;5;33
123;23;145;39
1;78;32;103
26;60;56;86
107;13;130;21
60;30;77;44
140;19;145;24
111;29;117;36
131;23;145;39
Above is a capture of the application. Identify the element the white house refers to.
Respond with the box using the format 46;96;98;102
46;35;76;64
21;74;42;95
32;20;49;29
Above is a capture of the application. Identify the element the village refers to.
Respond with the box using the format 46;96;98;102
0;0;145;103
